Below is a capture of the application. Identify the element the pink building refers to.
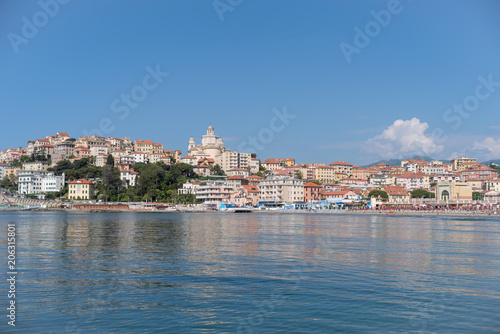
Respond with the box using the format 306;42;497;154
304;182;322;203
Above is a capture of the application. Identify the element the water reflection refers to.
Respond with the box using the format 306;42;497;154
1;212;499;333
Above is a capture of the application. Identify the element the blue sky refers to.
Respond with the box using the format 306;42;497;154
1;0;500;165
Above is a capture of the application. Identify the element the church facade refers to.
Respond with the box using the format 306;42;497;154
188;125;252;172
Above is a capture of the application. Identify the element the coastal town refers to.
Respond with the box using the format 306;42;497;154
1;125;500;212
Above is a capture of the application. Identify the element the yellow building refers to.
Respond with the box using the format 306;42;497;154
22;161;48;171
273;158;295;167
436;181;472;202
134;140;153;154
352;167;374;180
4;166;21;178
314;167;347;183
329;161;353;176
152;143;164;154
450;156;477;171
68;179;95;200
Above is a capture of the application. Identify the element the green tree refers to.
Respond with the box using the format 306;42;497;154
135;163;166;196
20;155;31;163
489;163;500;175
368;190;388;199
10;160;22;167
106;154;115;166
102;165;122;195
473;192;484;201
210;164;225;176
48;159;72;175
411;189;435;198
0;174;18;192
430;182;437;188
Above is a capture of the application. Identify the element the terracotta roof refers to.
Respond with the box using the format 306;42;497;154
384;186;408;195
181;155;196;159
198;158;215;162
68;179;95;185
242;185;259;192
135;140;153;145
228;168;247;171
329;161;352;166
247;175;263;179
304;182;321;188
227;175;246;180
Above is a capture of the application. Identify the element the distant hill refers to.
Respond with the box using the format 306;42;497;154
362;159;403;167
482;159;500;166
361;156;450;168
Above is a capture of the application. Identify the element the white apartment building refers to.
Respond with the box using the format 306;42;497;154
90;145;109;157
120;170;138;187
178;182;201;195
432;173;461;183
0;163;9;180
259;174;304;203
132;152;149;164
394;174;429;190
250;158;260;174
18;171;64;195
226;168;251;178
194;180;233;204
368;174;391;186
424;165;446;175
485;179;500;192
217;151;251;172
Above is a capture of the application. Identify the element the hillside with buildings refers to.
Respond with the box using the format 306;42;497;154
1;126;500;209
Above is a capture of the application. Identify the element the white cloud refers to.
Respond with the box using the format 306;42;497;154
471;137;500;159
366;118;444;159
